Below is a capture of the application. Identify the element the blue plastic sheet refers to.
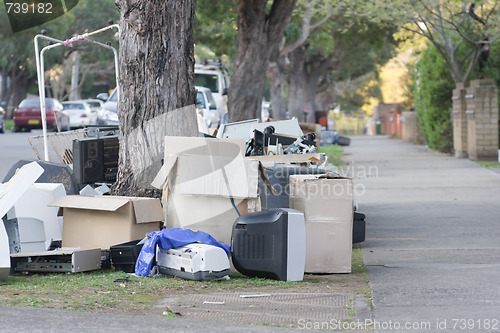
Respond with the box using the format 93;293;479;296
135;228;230;277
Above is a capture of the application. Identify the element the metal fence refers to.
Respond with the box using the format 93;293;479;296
28;129;90;165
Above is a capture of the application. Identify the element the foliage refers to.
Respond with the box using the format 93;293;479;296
352;0;500;83
414;45;455;152
0;0;119;105
194;0;237;61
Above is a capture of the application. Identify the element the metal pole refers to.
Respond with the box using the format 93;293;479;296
33;25;120;162
34;34;66;161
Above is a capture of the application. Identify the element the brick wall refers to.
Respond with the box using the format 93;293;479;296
465;79;499;161
452;82;469;158
401;112;423;144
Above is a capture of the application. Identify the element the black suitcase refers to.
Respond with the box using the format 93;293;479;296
353;212;366;244
110;240;144;273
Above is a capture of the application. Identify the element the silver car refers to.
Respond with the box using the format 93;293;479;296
62;101;93;129
96;89;118;126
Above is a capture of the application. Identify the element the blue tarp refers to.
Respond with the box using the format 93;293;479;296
135;228;230;277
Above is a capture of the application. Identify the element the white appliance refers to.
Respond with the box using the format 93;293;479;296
13;183;65;250
156;243;230;281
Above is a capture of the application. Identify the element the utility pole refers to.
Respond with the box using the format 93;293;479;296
70;52;79;101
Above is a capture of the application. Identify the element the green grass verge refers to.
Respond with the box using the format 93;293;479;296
0;270;318;314
319;145;343;167
477;161;500;168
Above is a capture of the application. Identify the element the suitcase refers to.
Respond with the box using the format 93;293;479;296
110;239;145;273
156;243;230;281
353;212;366;244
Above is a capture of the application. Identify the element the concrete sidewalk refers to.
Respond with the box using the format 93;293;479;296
344;136;500;332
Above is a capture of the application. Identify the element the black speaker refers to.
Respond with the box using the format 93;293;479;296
73;138;105;185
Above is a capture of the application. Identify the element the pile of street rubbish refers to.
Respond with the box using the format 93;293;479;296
1;118;363;283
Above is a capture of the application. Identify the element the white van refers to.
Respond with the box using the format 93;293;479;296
194;63;230;120
196;86;220;128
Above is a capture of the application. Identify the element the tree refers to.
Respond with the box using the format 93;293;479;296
0;6;73;110
414;45;454;152
0;0;120;111
269;0;339;120
113;0;198;197
228;0;297;122
194;0;237;60
357;0;500;83
285;16;395;122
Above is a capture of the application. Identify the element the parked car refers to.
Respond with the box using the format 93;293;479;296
62;101;94;129
84;99;103;111
196;86;220;128
0;105;5;133
96;89;118;126
13;98;69;132
82;99;102;125
195;63;230;118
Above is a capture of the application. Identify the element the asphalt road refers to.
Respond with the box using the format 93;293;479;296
0;129;40;181
345;136;500;333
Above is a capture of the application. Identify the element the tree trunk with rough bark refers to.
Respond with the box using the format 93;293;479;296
228;0;296;122
268;60;288;120
286;45;308;120
113;0;198;197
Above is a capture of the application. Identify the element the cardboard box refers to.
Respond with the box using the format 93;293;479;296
167;193;259;245
152;137;261;245
289;174;353;273
49;195;163;250
172;154;259;199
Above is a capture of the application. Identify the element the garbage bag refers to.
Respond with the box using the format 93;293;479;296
135;228;230;277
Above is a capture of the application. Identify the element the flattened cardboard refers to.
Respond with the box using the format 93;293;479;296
289;174;353;273
49;195;163;250
172;155;260;198
152;136;246;190
164;136;245;161
166;192;259;245
152;136;262;245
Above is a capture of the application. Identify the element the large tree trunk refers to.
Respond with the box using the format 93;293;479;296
113;0;198;197
268;60;288;120
11;70;33;112
287;46;308;120
228;0;296;122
